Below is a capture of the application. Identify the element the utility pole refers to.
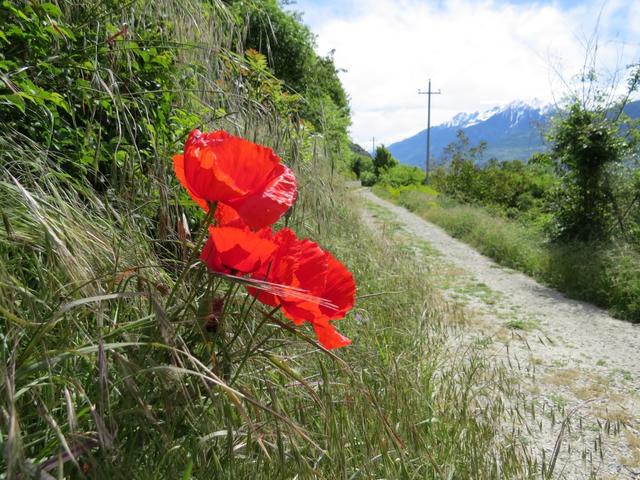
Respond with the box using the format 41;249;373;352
371;136;376;156
418;79;441;184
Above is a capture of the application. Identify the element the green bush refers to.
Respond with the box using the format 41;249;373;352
360;171;377;186
350;153;375;177
547;101;635;241
379;164;424;187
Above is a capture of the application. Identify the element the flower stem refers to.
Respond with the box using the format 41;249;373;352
166;205;216;307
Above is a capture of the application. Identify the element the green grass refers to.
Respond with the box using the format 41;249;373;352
505;318;541;331
0;1;538;478
374;184;640;322
0;148;537;478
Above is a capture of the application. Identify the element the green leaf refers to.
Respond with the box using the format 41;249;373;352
43;91;71;114
40;2;62;17
181;459;193;480
3;1;31;22
0;94;26;113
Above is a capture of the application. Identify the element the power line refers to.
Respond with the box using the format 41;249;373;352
418;79;441;184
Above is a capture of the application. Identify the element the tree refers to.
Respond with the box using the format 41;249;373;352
228;0;351;167
436;130;487;202
548;101;628;241
350;153;374;179
372;145;398;176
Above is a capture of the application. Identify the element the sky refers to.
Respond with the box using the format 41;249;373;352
286;0;640;147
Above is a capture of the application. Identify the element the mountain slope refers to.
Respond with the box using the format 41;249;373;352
389;99;640;167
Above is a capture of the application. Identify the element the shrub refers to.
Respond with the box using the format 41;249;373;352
547;102;629;241
350;153;375;178
379;164;424;187
360;171;377;186
373;145;398;175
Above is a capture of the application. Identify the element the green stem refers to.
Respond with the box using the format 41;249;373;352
166;205;216;307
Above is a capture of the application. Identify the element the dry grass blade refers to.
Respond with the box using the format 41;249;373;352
53;291;150;319
216;272;339;310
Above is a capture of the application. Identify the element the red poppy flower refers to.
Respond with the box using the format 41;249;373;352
248;228;355;349
200;225;277;275
173;130;297;229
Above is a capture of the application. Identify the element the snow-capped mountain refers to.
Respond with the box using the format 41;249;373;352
389;99;558;166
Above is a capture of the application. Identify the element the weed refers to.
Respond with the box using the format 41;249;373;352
505;318;541;331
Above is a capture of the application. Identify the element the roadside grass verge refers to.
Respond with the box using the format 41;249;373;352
373;184;640;322
1;147;537;477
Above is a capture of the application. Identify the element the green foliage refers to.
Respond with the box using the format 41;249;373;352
547;101;630;241
350;152;374;178
237;48;304;117
379;164;424;187
360;170;377;186
348;142;375;179
230;0;315;94
376;184;640;322
228;0;350;145
432;131;488;202
430;132;556;224
0;0;190;185
372;145;398;176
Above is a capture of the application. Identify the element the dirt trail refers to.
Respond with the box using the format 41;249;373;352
357;187;640;480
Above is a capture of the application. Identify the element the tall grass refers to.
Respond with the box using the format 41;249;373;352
1;146;537;477
375;184;640;321
1;1;536;477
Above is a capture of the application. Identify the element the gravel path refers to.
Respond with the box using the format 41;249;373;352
357;187;640;479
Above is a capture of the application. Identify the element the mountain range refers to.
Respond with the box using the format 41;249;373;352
388;99;640;167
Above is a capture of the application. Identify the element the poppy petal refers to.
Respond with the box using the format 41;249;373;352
201;226;277;274
215;203;246;228
184;130;283;204
247;228;299;307
173;153;209;211
318;253;356;320
244;228;354;349
312;320;352;349
280;302;320;325
228;165;298;229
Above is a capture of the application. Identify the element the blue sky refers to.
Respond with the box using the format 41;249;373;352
286;0;640;146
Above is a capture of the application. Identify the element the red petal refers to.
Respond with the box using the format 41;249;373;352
280;302;319;325
318;253;356;320
247;229;299;307
215;203;246;228
248;229;326;308
280;249;353;326
228;165;298;229
200;226;277;274
244;228;354;348
184;130;282;203
173;153;209;211
312;320;352;349
200;232;227;273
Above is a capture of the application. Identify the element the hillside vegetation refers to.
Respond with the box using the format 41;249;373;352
0;1;535;478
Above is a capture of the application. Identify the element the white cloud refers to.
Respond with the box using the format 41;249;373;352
293;0;640;146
